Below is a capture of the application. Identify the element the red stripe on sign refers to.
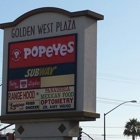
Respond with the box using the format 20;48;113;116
8;77;40;90
9;35;76;68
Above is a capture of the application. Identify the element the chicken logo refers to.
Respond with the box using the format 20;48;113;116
11;49;21;62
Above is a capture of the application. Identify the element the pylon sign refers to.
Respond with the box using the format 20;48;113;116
8;34;77;113
0;7;103;121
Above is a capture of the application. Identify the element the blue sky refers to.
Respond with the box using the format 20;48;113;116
0;0;140;140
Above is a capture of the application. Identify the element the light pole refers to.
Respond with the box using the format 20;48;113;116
104;100;137;140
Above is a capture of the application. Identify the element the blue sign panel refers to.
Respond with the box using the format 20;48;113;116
0;137;7;140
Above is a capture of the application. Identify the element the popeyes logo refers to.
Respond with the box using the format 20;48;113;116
24;41;74;59
11;41;74;62
11;49;21;62
9;35;76;68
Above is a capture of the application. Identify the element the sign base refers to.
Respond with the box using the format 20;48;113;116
15;121;79;140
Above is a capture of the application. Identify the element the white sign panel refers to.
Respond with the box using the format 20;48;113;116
8;86;74;112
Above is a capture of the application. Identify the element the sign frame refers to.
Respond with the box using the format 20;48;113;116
6;33;77;113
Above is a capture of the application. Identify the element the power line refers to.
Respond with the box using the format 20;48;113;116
98;78;140;84
0;124;13;131
97;97;125;102
97;97;140;107
98;73;140;82
98;73;140;84
97;100;140;107
81;126;124;128
82;133;131;138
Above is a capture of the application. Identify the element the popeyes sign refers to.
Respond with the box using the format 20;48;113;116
9;35;76;68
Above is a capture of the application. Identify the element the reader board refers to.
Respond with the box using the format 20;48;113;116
7;34;77;113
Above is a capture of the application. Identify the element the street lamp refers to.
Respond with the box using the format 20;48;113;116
104;100;137;140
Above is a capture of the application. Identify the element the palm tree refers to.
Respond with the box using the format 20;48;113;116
123;118;140;140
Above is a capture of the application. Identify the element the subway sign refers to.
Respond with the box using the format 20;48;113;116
7;34;77;113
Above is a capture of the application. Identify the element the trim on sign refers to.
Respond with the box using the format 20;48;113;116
0;7;104;29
